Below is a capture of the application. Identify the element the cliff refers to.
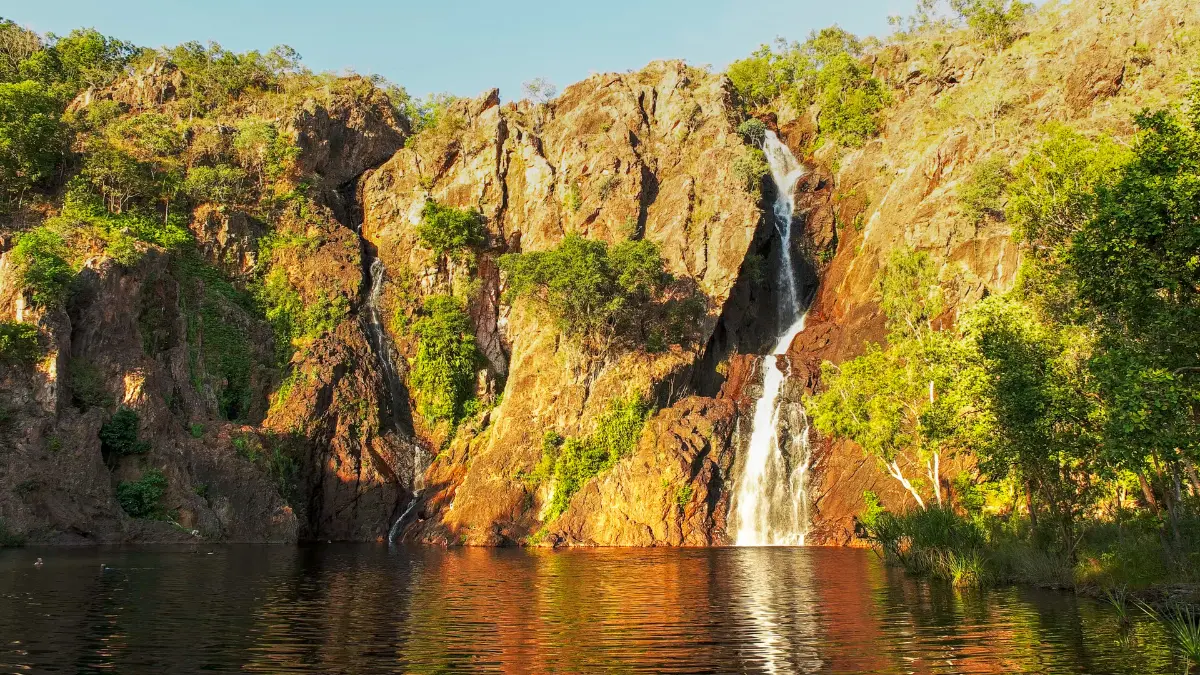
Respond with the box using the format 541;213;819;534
1;0;1197;548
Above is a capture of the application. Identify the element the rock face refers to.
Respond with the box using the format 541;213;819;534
5;0;1198;548
781;0;1199;544
364;61;767;545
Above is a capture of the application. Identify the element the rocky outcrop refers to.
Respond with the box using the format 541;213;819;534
370;61;766;545
784;0;1200;544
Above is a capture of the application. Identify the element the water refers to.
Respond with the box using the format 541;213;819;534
733;131;812;546
0;546;1179;674
361;257;407;434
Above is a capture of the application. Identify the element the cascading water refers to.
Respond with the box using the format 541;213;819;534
732;131;813;547
360;254;427;543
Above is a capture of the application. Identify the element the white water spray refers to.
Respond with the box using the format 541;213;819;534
732;131;813;547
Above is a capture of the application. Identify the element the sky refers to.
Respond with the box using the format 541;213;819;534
6;0;916;100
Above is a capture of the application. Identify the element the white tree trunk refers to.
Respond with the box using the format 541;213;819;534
886;460;926;509
928;452;942;507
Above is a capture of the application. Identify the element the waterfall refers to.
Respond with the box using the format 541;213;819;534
732;131;812;547
360;254;427;543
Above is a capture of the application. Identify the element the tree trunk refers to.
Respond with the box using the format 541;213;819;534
886;460;925;509
1025;480;1039;530
927;453;942;507
1138;472;1159;512
1184;459;1200;498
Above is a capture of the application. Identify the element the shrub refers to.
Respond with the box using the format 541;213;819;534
183;164;250;205
190;423;204;438
733;148;770;199
0;321;41;366
737;118;767;146
959;155;1011;224
12;227;74;308
544;395;650;520
116;469;167;519
69;358;111;410
257;267;347;363
416;200;486;261
500;235;673;352
675;484;694;507
410;294;480;425
950;0;1034;51
99;407;151;457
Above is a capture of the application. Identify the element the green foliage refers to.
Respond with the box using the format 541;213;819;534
0;321;41;366
737;118;767;146
958;155;1010;224
950;0;1034;51
68;358;110;410
733;147;770;199
410;294;480;426
99;407;151;458
256;267;347;363
563;182;582;213
0;518;24;547
726;27;889;146
500;235;681;354
416;200;486;261
12;227;73;308
17;28;139;95
189;423;204;438
674;484;694;507
0;80;64;207
164;41;294;115
182;164;249;205
116;468;167;519
543;395;650;520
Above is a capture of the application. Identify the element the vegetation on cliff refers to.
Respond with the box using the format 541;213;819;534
811;84;1200;591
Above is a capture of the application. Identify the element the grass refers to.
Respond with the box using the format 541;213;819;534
1138;600;1200;669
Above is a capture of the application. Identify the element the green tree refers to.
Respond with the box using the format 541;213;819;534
0;80;63;208
416;200;486;261
500;235;671;354
950;0;1034;50
0;321;40;365
12;227;73;308
410;294;480;425
99;407;151;457
116;469;167;518
810;249;982;508
958;155;1010;224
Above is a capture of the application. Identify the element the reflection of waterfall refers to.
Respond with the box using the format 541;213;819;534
732;131;812;547
733;549;823;674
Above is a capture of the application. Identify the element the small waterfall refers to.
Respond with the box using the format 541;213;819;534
360;253;427;543
732;131;812;547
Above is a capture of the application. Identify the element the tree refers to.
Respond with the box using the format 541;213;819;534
522;77;557;104
949;0;1033;50
0;80;63;208
416;200;486;262
958;292;1101;553
410;295;480;425
0;321;41;365
499;235;671;354
18;28;139;96
12;227;73;308
810;249;981;507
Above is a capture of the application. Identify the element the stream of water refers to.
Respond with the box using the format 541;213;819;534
733;131;813;547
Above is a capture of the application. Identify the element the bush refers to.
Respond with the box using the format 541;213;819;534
737;118;767;146
0;80;64;207
500;235;674;352
69;358;111;410
733;148;770;199
417;200;486;261
959;155;1010;224
183;164;250;205
99;407;151;457
257;267;347;363
410;295;480;425
116;469;167;519
12;227;74;308
544;395;650;520
0;321;41;366
950;0;1034;51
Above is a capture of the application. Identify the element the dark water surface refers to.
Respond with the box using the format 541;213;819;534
0;545;1182;674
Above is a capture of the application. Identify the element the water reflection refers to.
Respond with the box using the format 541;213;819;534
0;546;1181;674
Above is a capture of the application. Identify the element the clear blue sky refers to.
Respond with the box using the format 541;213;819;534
7;0;916;100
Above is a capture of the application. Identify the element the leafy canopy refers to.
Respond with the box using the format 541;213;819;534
410;294;480;426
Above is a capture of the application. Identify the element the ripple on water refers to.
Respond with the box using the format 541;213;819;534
0;546;1181;674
